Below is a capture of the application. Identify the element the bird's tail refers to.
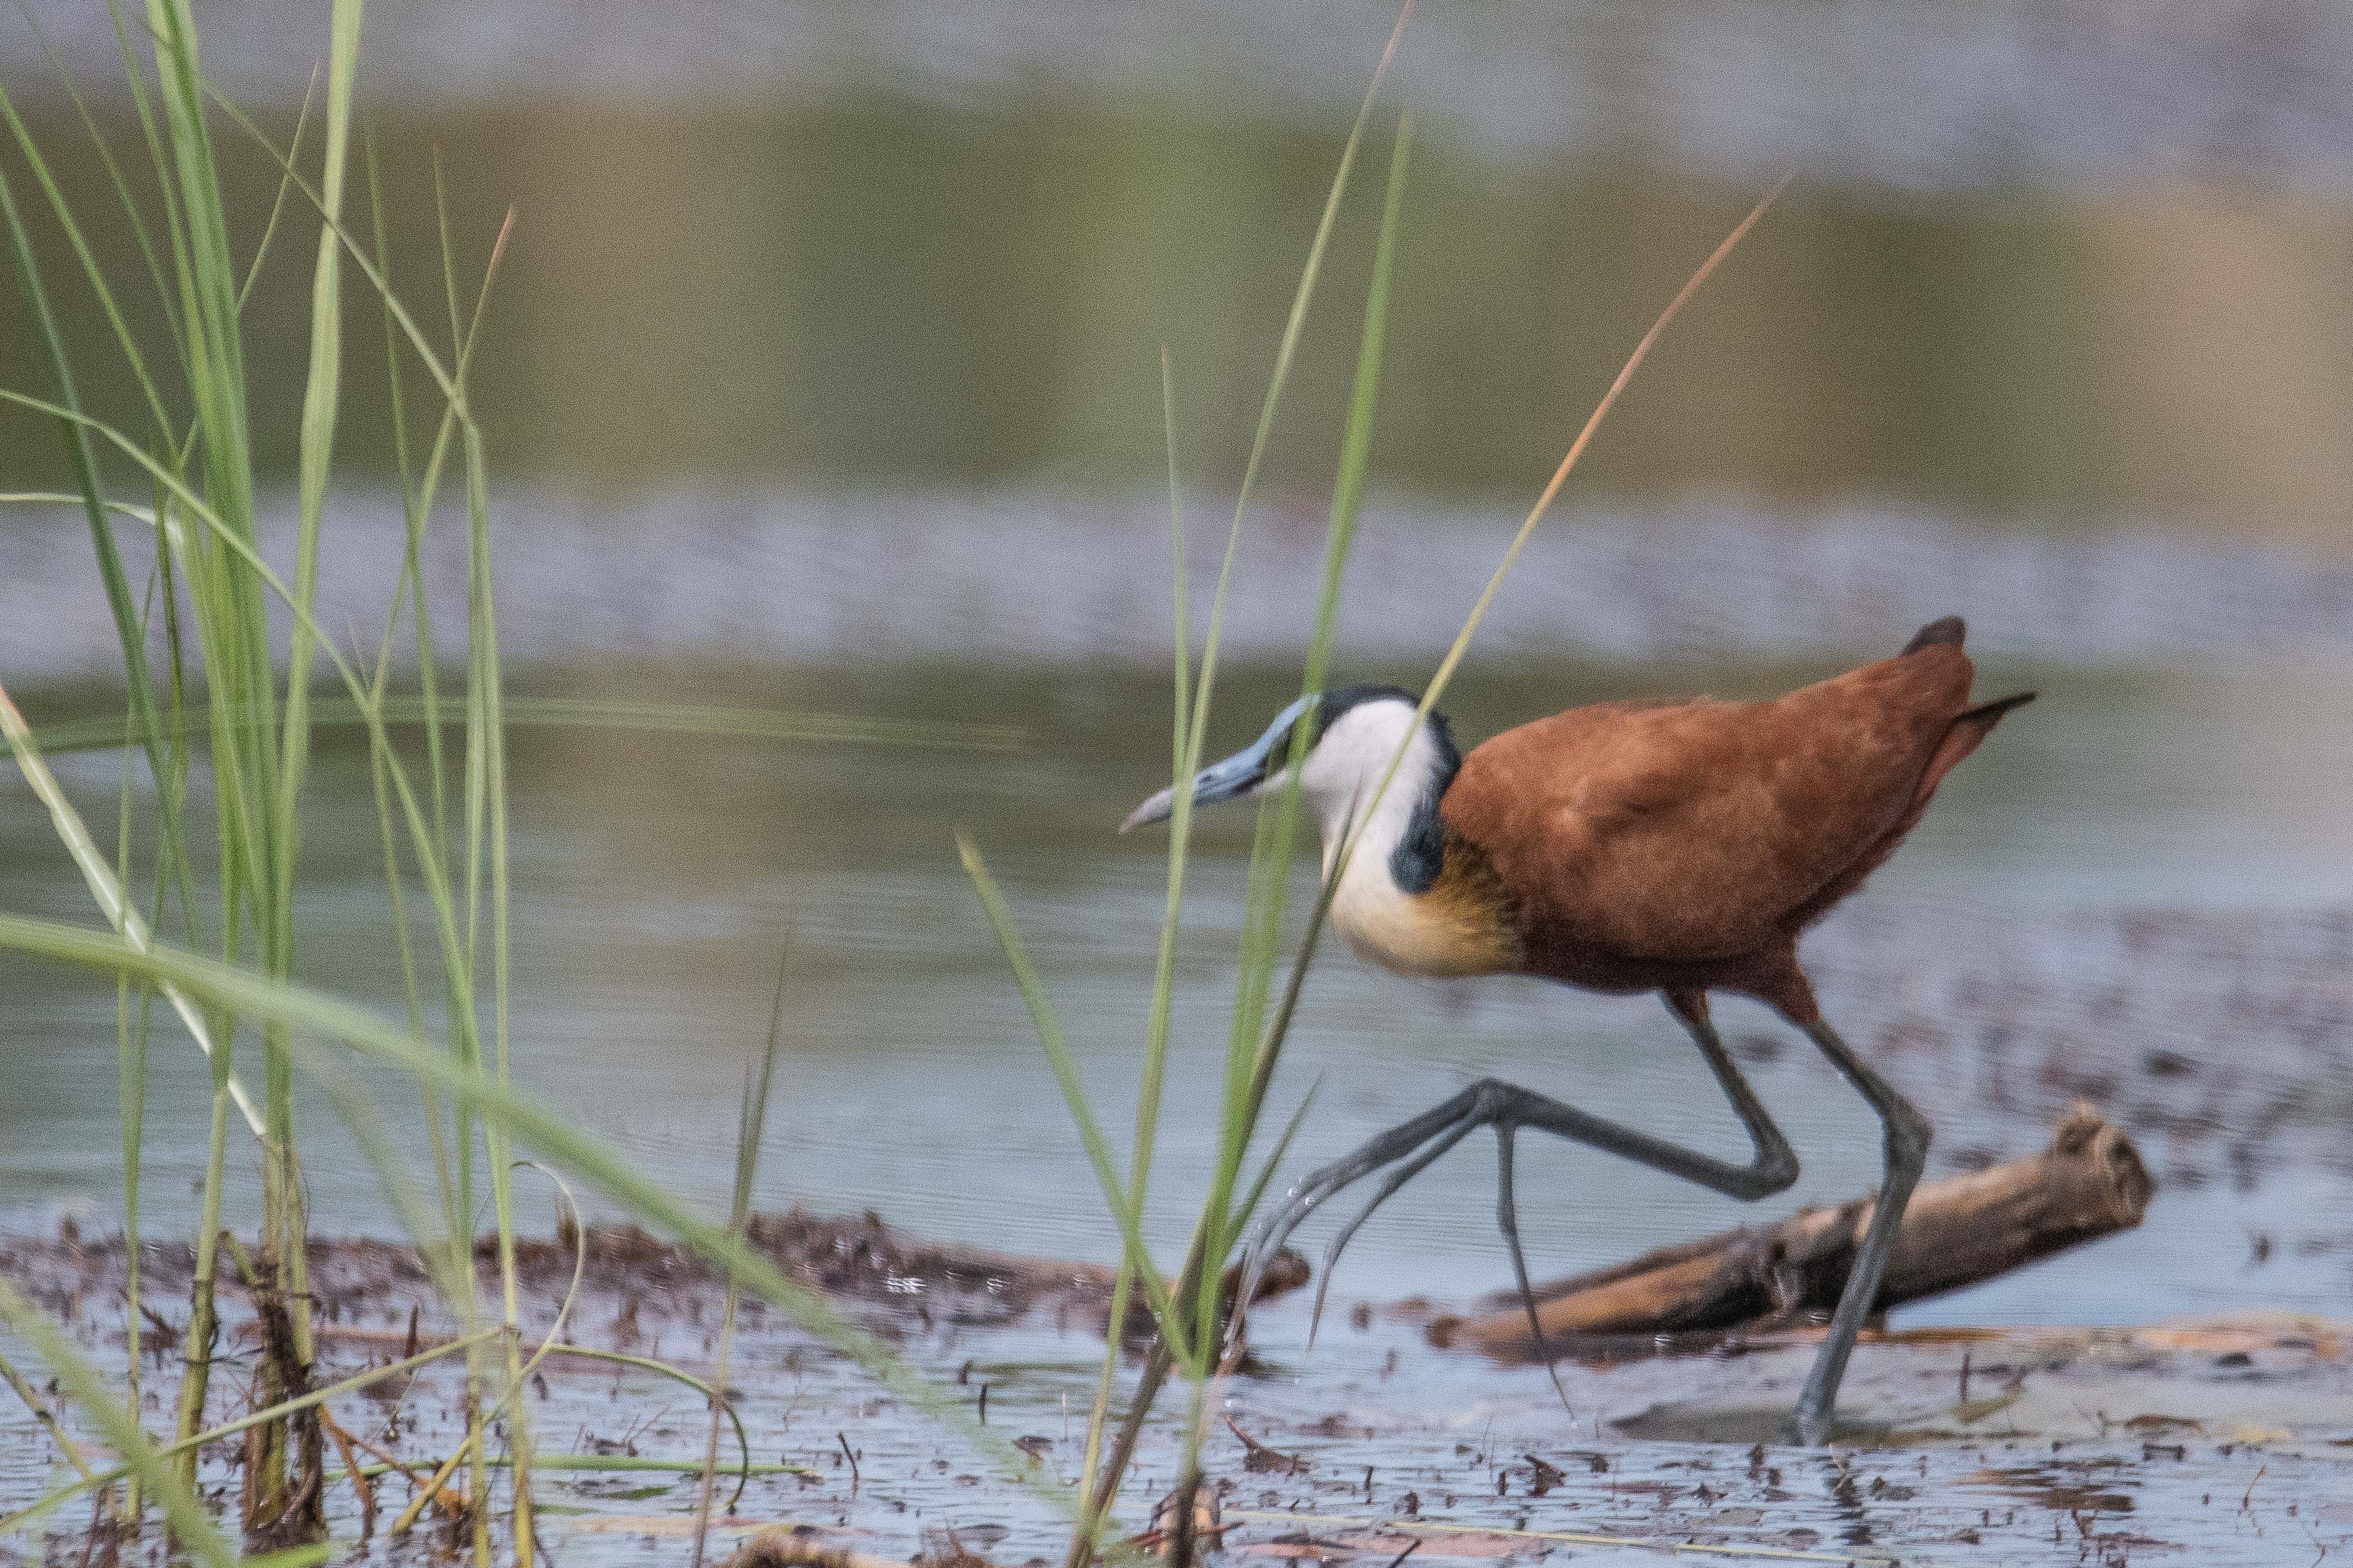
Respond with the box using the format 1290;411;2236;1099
1909;690;2036;810
1959;690;2037;727
1902;615;1968;655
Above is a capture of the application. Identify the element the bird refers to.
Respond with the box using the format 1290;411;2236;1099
1119;615;2032;1444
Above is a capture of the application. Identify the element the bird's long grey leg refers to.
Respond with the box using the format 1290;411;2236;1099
1782;1017;1932;1447
1228;1000;1799;1369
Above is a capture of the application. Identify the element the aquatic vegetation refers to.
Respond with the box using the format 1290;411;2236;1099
0;4;1033;1561
955;2;1786;1560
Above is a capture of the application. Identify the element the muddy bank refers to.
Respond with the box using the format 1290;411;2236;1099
5;1216;2351;1567
4;1210;1307;1363
2;1207;1167;1348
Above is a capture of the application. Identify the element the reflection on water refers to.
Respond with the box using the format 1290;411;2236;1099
1;89;2352;539
4;641;2350;1327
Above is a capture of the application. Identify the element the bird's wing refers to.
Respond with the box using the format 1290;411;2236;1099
1442;648;1974;961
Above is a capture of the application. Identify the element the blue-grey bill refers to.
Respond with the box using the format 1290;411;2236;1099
1117;694;1317;833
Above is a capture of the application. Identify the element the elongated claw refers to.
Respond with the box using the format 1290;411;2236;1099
1495;1125;1573;1415
1225;1086;1492;1366
1304;1120;1476;1349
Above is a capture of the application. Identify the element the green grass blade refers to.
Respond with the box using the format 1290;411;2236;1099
1195;111;1416;1349
363;643;464;1256
200;82;465;406
1229;1079;1321;1242
1304;113;1410;697
278;0;360;872
955;833;1190;1359
13;2;190;386
694;951;790;1564
1173;0;1414;879
266;0;362;1388
1075;347;1197;1547
0;79;177;441
7;686;1028;759
364;130;445;857
234;63;317;312
0;143;177;798
0;1350;95;1481
1131;348;1196;1211
102;0;196;358
0;679;265;1136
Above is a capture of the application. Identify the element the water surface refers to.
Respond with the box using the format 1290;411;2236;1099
4;627;2349;1329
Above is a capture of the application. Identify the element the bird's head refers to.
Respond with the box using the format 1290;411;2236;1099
1119;684;1450;834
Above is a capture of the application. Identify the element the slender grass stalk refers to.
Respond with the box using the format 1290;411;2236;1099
0;1351;96;1482
958;835;1188;1356
1006;12;1413;1557
0;99;175;834
173;1082;230;1493
7;684;1029;758
1072;345;1196;1539
11;4;189;395
1195;111;1416;1347
113;630;151;1527
365;632;462;1263
362;134;465;1276
1325;177;1792;913
264;0;363;1400
692;947;794;1568
363;130;451;859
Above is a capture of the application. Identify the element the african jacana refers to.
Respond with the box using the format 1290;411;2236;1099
1122;616;2032;1444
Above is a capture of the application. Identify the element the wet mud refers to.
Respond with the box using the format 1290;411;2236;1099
4;1214;2349;1568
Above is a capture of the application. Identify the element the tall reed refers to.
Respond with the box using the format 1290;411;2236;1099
957;5;1419;1557
958;10;1786;1563
0;5;1078;1559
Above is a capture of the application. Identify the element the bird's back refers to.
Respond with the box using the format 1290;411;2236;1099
1441;642;1982;982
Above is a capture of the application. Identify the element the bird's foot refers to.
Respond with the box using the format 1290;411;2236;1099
1226;1079;1574;1413
1778;1402;1832;1448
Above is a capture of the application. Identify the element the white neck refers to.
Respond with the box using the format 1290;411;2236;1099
1285;699;1487;976
1294;699;1444;882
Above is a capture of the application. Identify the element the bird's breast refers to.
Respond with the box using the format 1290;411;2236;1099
1327;840;1521;980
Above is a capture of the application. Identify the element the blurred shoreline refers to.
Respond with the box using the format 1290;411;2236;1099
6;486;2352;687
8;2;2353;196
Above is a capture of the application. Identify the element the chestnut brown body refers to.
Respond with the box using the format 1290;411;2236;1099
1433;620;2028;1022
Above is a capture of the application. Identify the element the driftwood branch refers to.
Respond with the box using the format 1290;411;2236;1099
1429;1104;2151;1361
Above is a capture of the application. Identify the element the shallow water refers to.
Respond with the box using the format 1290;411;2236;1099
5;509;2353;1329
